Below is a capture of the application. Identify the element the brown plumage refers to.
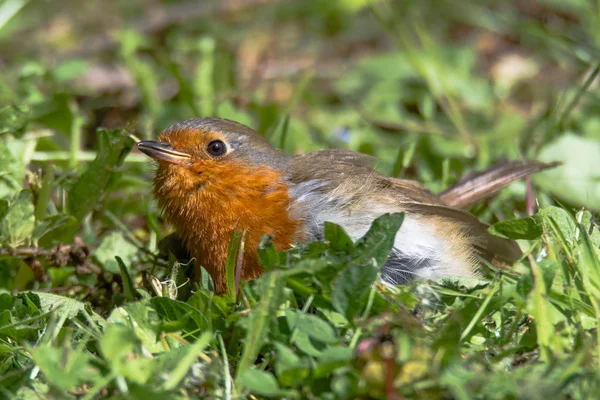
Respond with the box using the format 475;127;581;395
138;117;558;293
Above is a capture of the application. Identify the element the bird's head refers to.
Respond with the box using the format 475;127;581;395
137;117;291;218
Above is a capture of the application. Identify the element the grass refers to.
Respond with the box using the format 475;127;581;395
0;0;599;398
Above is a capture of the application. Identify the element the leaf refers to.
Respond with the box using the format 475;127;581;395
109;301;162;353
150;297;208;336
0;199;8;220
32;214;76;242
29;345;98;392
237;369;282;397
351;213;405;267
489;216;543;240
273;343;310;387
116;256;139;301
535;134;600;210
332;263;377;321
292;330;326;357
313;346;353;378
156;331;212;391
331;213;404;320
285;309;337;344
92;231;138;274
489;207;576;242
1;190;35;247
538;207;577;244
527;260;556;361
62;129;134;241
99;323;155;384
324;221;355;253
0;135;39;198
258;235;279;270
0;105;29;137
25;292;86;319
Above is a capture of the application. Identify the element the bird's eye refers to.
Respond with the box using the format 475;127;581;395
206;140;227;157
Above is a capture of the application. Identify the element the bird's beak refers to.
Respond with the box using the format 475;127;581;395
137;141;192;166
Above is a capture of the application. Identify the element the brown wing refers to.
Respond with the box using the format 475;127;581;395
402;201;522;264
440;161;561;208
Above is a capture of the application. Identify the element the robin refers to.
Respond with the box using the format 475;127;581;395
138;117;556;294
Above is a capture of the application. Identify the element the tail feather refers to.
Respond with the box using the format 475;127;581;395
440;161;561;209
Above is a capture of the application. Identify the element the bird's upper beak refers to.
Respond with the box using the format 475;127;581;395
137;141;192;166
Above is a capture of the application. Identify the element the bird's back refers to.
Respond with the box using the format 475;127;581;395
288;149;521;284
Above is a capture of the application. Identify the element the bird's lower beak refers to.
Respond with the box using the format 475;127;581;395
137;141;192;165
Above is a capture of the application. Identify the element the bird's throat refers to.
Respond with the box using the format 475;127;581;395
154;162;301;293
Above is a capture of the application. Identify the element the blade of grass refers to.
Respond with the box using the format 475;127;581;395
528;256;553;362
460;282;498;342
196;36;216;116
557;63;600;130
34;162;54;221
235;231;246;300
68;100;85;170
218;333;233;400
576;222;600;367
225;230;244;301
162;331;212;391
0;0;28;31
116;256;138;302
235;270;284;383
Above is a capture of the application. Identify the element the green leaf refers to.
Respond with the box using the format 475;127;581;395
0;105;29;137
1;190;35;247
291;330;326;357
116;256;139;301
62;129;134;241
237;369;282;397
29;345;98;392
313;346;353;378
100;323;155;384
324;221;355;253
0;135;39;198
156;331;212;391
527;260;557;361
52;60;90;82
538;207;577;244
32;214;76;243
332;263;378;321
535;134;600;210
273;343;310;387
25;292;86;319
489;216;543;240
489;207;576;242
109;301;162;353
150;297;208;336
285;309;337;344
0;199;8;220
330;213;404;319
93;231;138;274
351;213;405;267
258;235;279;270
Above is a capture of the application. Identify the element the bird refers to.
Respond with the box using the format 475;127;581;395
138;117;557;294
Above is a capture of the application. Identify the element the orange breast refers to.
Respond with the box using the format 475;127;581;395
154;159;301;293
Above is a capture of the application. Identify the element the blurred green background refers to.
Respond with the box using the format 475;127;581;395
3;0;599;208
